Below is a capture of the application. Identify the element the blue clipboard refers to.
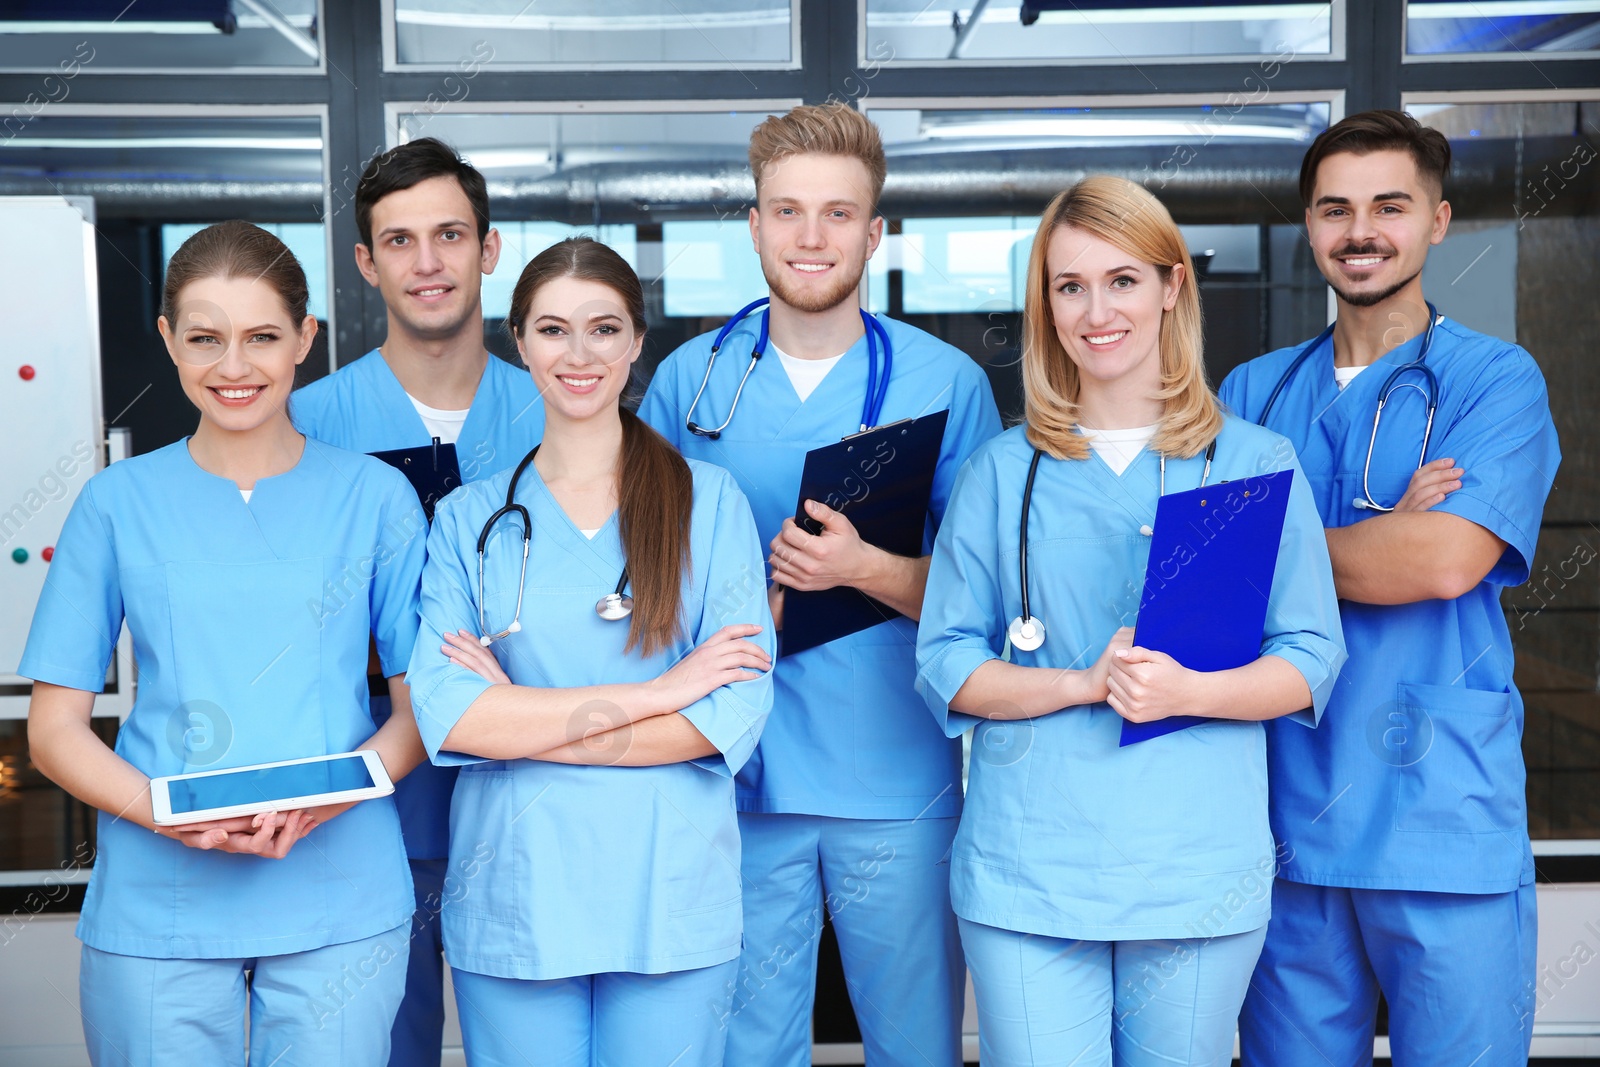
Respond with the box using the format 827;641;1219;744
782;408;950;656
370;438;462;522
1120;468;1294;746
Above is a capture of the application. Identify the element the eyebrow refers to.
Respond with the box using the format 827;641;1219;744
375;218;472;239
1053;264;1142;281
1314;191;1414;208
767;196;861;210
533;312;623;324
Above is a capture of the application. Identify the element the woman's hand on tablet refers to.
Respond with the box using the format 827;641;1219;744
161;809;317;858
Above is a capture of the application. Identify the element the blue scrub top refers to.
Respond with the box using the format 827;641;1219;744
916;419;1346;941
406;457;775;982
293;348;546;860
1220;317;1560;894
639;314;1002;820
19;439;424;959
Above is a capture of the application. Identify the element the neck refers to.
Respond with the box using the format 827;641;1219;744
188;413;304;488
379;309;488;409
1331;279;1431;368
533;408;625;488
766;293;865;360
1076;366;1165;432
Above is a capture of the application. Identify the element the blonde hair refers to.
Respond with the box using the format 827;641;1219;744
1021;176;1223;461
748;102;887;210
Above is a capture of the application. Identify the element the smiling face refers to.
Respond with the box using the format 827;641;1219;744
1044;224;1182;396
356;174;502;341
514;275;642;424
749;153;883;315
1306;148;1450;309
158;274;315;435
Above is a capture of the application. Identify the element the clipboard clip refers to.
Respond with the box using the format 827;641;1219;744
841;416;913;442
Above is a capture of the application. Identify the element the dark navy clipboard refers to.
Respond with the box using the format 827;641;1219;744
1120;468;1294;746
781;408;950;657
370;439;462;522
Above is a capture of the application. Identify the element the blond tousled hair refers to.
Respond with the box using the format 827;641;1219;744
748;102;888;210
1021;176;1224;461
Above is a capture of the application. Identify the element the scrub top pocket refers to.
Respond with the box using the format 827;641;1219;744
1394;681;1523;836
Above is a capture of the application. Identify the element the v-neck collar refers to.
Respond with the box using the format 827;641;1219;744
512;460;622;577
370;347;504;448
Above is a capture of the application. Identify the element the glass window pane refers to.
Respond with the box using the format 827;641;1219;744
865;101;1331;419
864;1;1331;63
396;109;782;366
1407;1;1600;56
1412;99;1600;838
0;2;320;71
393;0;793;68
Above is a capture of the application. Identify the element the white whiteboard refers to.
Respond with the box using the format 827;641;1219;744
0;197;130;720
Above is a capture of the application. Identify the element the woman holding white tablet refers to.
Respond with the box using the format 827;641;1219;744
406;238;773;1066
22;221;427;1066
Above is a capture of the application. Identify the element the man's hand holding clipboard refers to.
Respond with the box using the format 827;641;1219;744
771;409;951;656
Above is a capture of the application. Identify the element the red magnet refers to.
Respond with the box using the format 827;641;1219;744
42;546;55;562
18;364;35;380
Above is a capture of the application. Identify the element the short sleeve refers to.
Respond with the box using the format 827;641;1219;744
638;351;687;447
406;495;495;766
678;473;776;776
18;481;123;693
1427;349;1559;587
928;361;1003;532
369;471;427;678
915;456;1006;737
1256;448;1347;726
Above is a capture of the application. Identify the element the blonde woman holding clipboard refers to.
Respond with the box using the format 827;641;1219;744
915;176;1345;1067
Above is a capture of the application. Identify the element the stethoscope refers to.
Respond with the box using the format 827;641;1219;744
684;297;894;438
475;446;631;646
1007;437;1216;654
1258;302;1441;513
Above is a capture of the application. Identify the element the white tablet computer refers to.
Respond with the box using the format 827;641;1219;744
150;750;393;827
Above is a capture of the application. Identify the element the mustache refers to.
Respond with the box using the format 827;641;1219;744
1331;242;1398;259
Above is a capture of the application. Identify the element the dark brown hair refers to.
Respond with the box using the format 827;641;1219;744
1299;109;1452;207
508;237;694;658
356;137;490;249
161;220;310;326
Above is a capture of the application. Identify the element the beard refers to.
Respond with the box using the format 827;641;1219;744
761;253;867;314
1323;241;1418;308
1330;267;1421;308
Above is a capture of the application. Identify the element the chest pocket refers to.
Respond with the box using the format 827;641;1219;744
165;559;326;773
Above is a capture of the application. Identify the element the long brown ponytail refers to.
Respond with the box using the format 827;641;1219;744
508;238;694;658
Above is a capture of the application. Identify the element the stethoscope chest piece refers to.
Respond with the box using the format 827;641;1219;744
596;591;634;621
1008;615;1046;653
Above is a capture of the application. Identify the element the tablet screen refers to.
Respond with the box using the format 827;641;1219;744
167;756;375;816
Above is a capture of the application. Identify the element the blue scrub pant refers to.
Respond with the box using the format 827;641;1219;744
726;812;964;1067
79;923;409;1067
451;960;738;1067
388;857;446;1067
959;917;1267;1067
1239;878;1537;1067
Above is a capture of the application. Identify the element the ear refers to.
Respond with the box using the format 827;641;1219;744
513;330;531;370
157;314;181;369
749;206;761;254
294;316;319;366
1430;198;1452;246
1162;262;1186;311
865;213;885;259
354;241;380;288
627;330;645;367
480;226;502;274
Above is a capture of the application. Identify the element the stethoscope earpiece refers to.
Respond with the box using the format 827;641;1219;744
1139;524;1154;537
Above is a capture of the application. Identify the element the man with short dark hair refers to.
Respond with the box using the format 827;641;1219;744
1221;109;1560;1067
292;136;545;1067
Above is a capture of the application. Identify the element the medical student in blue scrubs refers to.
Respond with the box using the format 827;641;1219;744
406;237;774;1066
916;176;1346;1067
639;103;1001;1066
1221;111;1560;1067
292;137;545;1066
23;222;426;1065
